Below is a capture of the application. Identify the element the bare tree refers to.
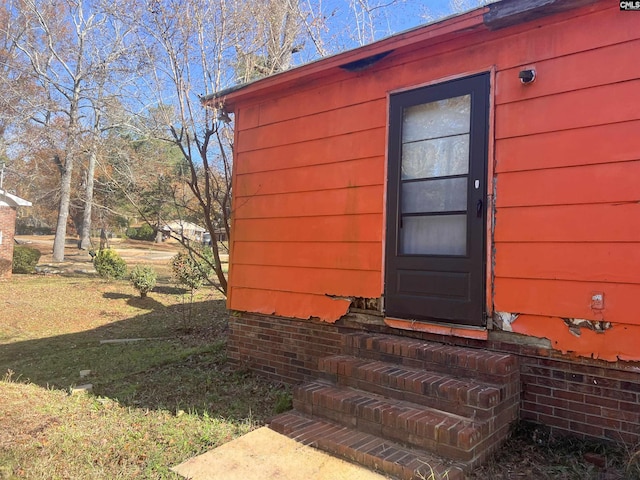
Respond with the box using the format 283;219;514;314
2;0;414;272
122;0;233;294
232;0;306;82
4;0;136;260
107;0;320;295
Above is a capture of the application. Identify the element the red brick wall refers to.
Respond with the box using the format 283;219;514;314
519;356;640;445
228;312;640;446
228;312;343;384
0;206;17;279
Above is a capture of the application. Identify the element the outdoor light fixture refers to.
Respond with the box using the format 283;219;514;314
519;68;536;84
216;108;232;124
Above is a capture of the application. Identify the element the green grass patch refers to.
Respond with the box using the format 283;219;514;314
0;274;289;479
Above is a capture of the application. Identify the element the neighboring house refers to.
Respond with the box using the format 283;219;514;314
0;190;32;280
162;220;206;242
206;0;640;477
202;228;228;245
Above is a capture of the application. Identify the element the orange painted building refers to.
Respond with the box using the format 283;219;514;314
208;0;640;452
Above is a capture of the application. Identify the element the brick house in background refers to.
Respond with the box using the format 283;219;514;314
0;189;32;279
205;0;640;477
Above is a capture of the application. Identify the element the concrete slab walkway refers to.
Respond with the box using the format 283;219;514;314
172;427;390;480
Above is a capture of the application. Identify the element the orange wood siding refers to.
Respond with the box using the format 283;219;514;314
227;0;640;355
492;5;640;342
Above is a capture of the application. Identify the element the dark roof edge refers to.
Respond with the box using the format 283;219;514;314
201;83;249;104
483;0;600;30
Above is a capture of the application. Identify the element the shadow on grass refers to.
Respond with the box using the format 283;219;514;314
152;285;189;295
0;298;287;423
103;291;167;311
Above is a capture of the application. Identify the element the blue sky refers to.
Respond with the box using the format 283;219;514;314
292;0;487;62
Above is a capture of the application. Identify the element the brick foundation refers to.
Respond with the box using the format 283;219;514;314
519;356;640;444
0;206;17;279
227;312;343;384
228;311;640;446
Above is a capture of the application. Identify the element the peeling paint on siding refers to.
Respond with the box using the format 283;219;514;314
493;311;520;332
562;318;612;337
325;294;354;302
499;314;640;362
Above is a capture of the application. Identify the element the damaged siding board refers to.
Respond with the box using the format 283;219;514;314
229;288;351;323
497;314;640;362
492;19;640;346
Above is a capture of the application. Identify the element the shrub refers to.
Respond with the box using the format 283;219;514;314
137;223;155;240
12;245;41;274
93;248;127;280
125;224;155;241
171;249;214;328
171;249;213;291
129;265;157;297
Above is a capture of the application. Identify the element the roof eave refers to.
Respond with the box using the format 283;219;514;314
0;189;32;207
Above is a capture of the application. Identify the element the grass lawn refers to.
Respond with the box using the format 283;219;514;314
0;266;288;479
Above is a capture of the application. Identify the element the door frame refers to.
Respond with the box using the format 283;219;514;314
382;69;496;330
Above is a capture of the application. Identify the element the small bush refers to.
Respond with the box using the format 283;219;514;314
125;224;155;241
129;265;157;297
171;249;213;291
12;245;41;274
93;248;127;280
171;249;214;328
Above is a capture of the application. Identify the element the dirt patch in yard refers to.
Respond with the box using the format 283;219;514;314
16;235;184;278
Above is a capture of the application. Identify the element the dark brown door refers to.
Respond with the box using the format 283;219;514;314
384;73;489;326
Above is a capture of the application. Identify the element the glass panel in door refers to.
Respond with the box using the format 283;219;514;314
399;94;471;256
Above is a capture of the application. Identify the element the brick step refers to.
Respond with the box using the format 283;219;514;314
270;411;465;480
343;333;518;384
293;381;483;461
319;355;504;419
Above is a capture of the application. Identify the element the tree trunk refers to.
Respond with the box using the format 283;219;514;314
52;154;74;262
80;148;96;250
155;212;163;243
52;86;80;262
